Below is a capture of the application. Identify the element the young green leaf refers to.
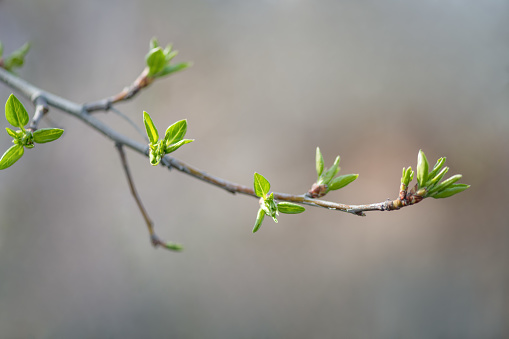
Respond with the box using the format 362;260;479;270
164;119;187;145
145;47;166;76
431;184;470;199
33;128;64;143
3;43;30;70
165;139;194;154
416;150;429;188
5;127;17;139
163;242;183;251
260;193;278;223
0;144;24;170
149;151;160;166
252;208;266;233
277;202;305;214
0;41;3;57
165;50;178;62
157;62;192;77
428;174;462;194
254;172;271;198
427;166;449;188
427;157;446;181
5;94;29;128
316;147;324;178
163;44;173;58
143;111;159;144
149;37;159;50
321;156;340;184
406;167;414;184
328;174;359;191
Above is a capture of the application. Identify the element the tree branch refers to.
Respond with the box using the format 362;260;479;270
116;143;182;251
0;67;416;216
83;68;152;112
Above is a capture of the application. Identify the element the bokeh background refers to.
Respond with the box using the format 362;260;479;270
1;0;508;338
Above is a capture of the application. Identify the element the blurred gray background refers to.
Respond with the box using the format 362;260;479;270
1;0;508;338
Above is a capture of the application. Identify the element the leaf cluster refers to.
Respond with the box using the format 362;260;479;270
145;38;192;78
401;150;470;199
0;94;63;169
143;111;194;166
0;42;30;71
252;173;305;233
313;147;358;196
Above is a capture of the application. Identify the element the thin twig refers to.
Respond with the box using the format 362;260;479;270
0;67;419;216
84;68;152;112
110;106;148;142
116;143;182;251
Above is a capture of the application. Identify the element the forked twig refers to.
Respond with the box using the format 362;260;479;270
0;67;420;219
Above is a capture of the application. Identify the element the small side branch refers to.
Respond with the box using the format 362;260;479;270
28;95;49;130
84;68;152;112
116;143;182;251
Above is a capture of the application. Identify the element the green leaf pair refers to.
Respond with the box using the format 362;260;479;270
0;94;63;170
145;38;192;78
411;149;469;199
143;111;194;166
0;42;30;71
252;173;305;233
315;147;358;195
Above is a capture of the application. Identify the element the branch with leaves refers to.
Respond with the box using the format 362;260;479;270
84;38;191;112
0;39;470;252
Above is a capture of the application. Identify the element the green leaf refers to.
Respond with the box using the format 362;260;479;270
277;202;305;214
33;128;64;143
3;43;30;69
254;172;271;198
427;166;449;189
164;139;194;154
143;111;159;144
427;157;446;181
163;44;173;57
149;37;159;50
149;151;160;166
252;208;265;233
316;147;324;178
165;50;178;62
431;184;470;199
322;156;340;184
164;119;187;145
157;62;192;77
145;47;166;76
0;144;24;170
265;194;279;223
5;94;29;128
416;150;429;188
406;167;414;183
429;174;462;194
328;174;359;191
163;242;183;251
5;127;17;139
0;41;3;57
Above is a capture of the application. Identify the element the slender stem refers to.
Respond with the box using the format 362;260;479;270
116;143;181;251
84;68;152;112
0;67;416;216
